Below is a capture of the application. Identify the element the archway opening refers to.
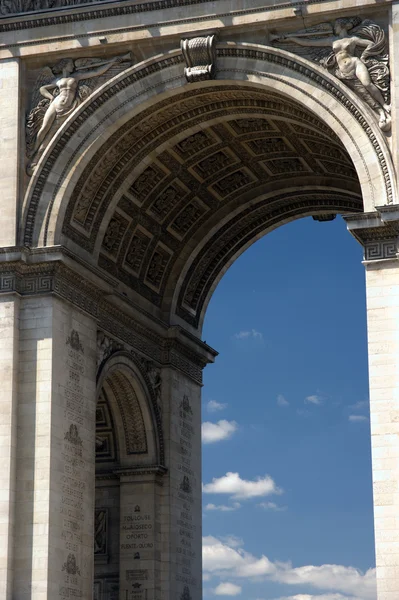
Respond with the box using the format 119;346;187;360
38;82;365;335
94;360;160;600
201;216;375;600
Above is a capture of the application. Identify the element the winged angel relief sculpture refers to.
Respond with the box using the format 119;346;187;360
271;17;391;131
26;52;132;172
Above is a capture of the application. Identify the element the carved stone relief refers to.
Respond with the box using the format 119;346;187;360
180;586;192;600
66;329;84;353
181;35;217;82
345;212;399;261
0;0;102;14
97;331;123;368
107;371;148;455
96;392;117;463
62;553;81;576
271;17;391;131
26;52;133;172
94;509;108;556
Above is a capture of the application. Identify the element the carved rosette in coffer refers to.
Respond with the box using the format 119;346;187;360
181;35;217;82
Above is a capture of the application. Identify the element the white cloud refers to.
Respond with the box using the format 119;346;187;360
214;582;242;596
277;395;289;407
274;595;366;600
349;400;369;411
203;535;275;578
257;502;287;512
220;535;243;548
305;395;323;405
203;472;282;499
207;400;228;413
202;420;238;444
233;329;263;341
202;536;376;600
205;502;241;512
349;415;368;423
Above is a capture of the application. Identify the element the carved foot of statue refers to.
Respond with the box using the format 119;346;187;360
379;110;391;132
26;160;37;177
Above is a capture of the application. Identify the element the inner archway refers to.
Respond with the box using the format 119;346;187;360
94;355;162;600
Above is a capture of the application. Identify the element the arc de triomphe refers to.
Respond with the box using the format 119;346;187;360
0;1;398;599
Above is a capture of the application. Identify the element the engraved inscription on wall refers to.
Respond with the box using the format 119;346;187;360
59;331;86;599
176;396;197;591
120;504;153;599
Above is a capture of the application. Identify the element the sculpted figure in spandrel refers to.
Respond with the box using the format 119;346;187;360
271;17;391;131
26;52;132;172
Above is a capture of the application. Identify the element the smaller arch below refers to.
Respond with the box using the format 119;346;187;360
96;353;161;469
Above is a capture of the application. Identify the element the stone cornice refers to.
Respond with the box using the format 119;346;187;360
0;0;377;38
345;207;399;262
95;464;167;483
0;248;216;382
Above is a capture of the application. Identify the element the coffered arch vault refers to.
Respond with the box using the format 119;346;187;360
21;43;396;333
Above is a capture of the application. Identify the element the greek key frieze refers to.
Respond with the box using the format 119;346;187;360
364;240;397;261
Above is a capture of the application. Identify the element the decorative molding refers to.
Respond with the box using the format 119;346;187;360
365;239;397;260
114;464;167;486
177;190;362;327
96;391;118;463
0;255;214;384
181;35;216;82
345;208;399;261
107;370;148;455
97;339;165;463
114;465;167;477
0;0;339;34
22;49;393;252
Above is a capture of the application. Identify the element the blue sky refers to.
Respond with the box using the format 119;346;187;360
201;216;376;600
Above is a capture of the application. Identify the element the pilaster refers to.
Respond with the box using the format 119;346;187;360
0;295;20;600
346;207;399;600
14;295;97;600
0;59;20;246
160;366;203;600
117;468;165;600
391;3;399;169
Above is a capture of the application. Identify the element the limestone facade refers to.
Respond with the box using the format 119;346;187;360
1;1;399;599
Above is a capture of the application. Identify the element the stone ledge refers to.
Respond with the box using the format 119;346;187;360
345;207;399;262
0;247;217;382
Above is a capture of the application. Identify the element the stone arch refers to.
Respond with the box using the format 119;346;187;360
21;43;395;249
20;43;396;334
96;352;161;467
94;352;164;596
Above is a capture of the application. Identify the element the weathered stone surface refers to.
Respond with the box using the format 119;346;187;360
0;1;398;599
